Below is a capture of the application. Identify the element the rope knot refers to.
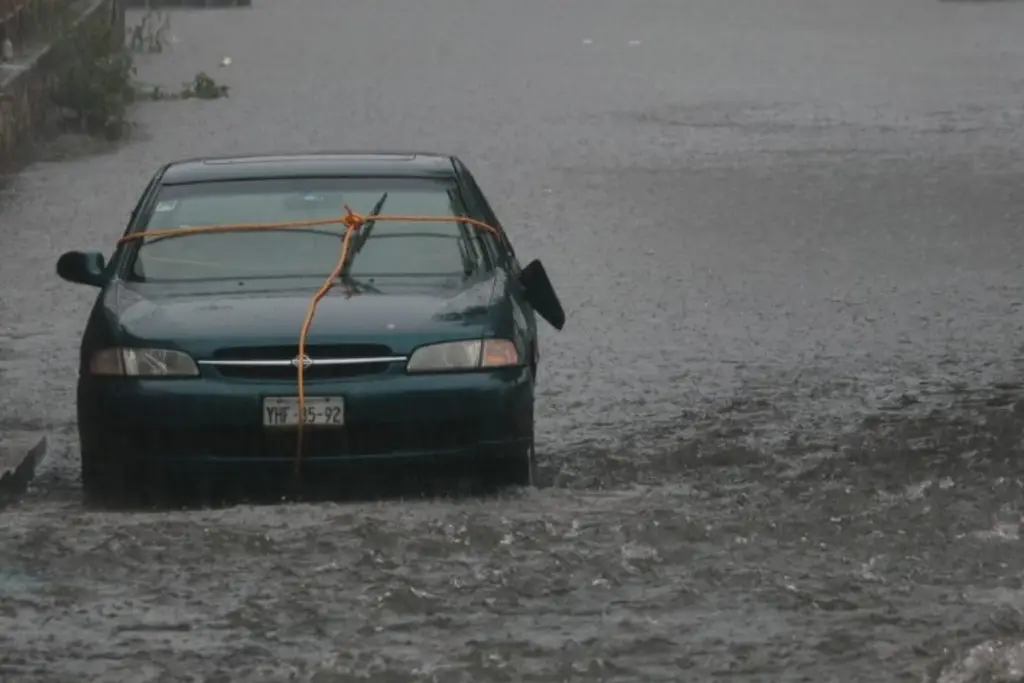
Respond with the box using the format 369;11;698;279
342;205;365;230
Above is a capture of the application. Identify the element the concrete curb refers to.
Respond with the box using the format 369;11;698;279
126;0;251;7
0;434;48;501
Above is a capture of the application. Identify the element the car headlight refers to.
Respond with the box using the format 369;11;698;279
89;347;200;377
406;339;519;373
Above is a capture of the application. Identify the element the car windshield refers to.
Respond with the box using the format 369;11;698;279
128;177;492;281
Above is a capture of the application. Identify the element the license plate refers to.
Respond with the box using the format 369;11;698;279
262;396;345;427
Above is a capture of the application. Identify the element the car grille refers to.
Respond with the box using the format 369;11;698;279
208;344;398;380
212;344;393;361
214;364;393;380
109;420;481;459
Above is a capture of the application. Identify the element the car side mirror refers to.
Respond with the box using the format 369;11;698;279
519;259;565;330
57;250;108;287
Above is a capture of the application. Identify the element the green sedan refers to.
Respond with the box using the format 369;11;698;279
56;152;565;503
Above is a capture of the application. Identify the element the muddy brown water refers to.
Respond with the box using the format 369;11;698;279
3;0;1024;680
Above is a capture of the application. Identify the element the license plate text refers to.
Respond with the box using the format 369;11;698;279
262;397;344;427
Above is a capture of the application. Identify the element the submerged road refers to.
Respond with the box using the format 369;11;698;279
2;0;1024;680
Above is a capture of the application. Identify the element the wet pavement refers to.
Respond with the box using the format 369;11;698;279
2;0;1024;680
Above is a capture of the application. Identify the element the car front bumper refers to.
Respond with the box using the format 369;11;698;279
77;366;533;470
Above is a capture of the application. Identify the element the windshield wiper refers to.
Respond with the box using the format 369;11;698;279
335;273;381;294
455;236;476;276
337;191;387;280
349;192;387;256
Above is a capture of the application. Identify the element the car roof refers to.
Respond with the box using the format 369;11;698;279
159;151;459;185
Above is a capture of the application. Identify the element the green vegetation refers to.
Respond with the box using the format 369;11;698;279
47;7;230;140
127;7;171;53
50;19;136;139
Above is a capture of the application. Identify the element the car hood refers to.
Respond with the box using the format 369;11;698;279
101;276;499;355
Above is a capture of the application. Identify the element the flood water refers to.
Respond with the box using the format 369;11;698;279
2;0;1024;680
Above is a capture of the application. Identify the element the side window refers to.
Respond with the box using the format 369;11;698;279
127;172;163;230
461;171;521;272
115;172;162;273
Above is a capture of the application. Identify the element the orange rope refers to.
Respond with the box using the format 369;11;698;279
116;213;500;246
118;208;502;480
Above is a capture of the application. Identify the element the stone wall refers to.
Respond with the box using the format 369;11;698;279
0;0;123;176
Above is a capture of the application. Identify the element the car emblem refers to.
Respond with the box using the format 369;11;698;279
290;354;314;369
